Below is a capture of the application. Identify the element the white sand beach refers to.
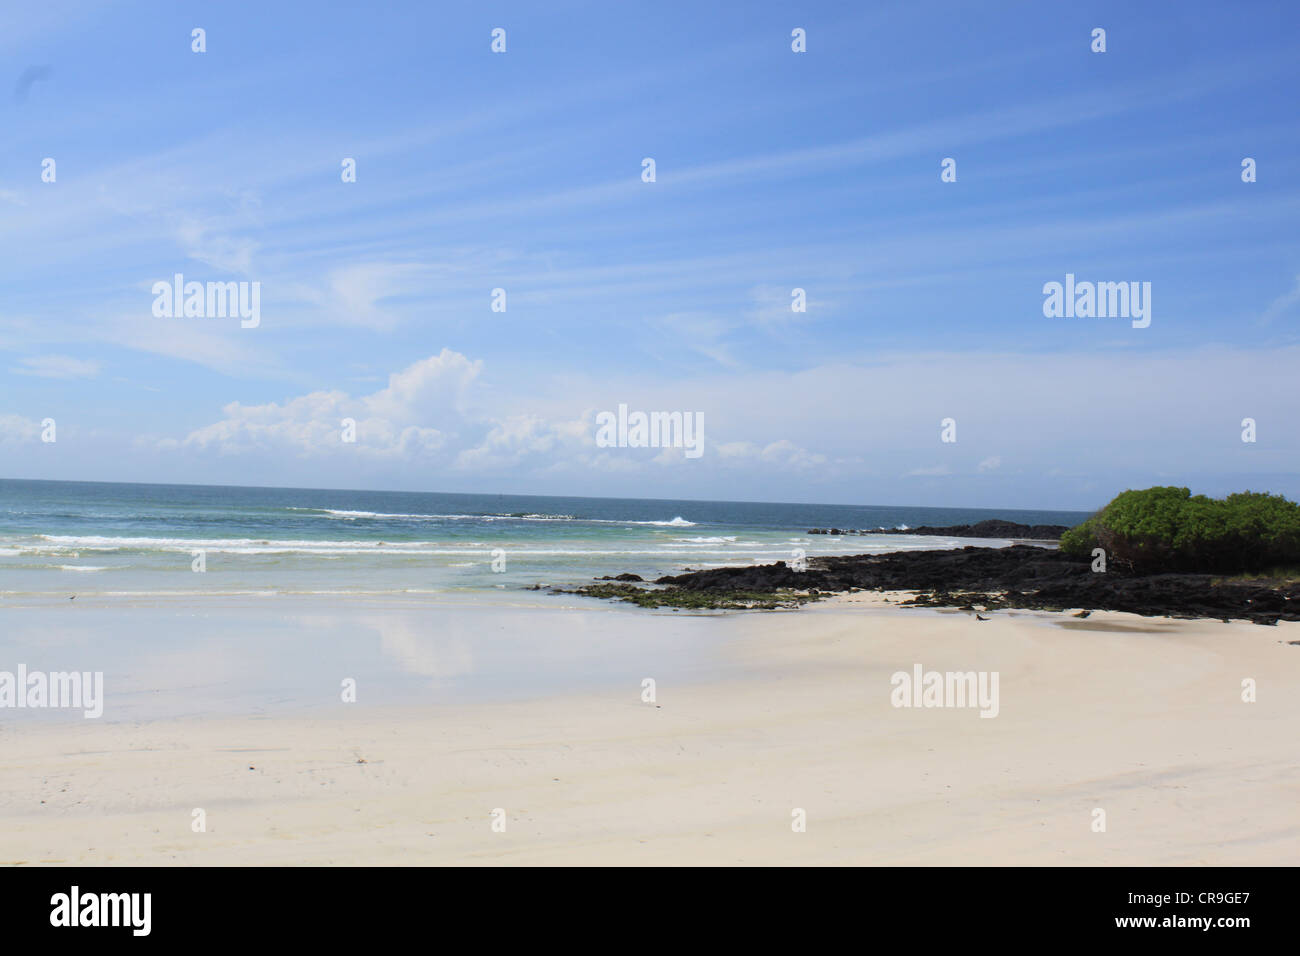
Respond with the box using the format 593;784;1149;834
3;595;1297;866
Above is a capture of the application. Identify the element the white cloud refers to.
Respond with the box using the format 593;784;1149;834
715;439;827;470
0;413;43;444
13;355;101;379
105;313;283;379
286;262;436;330
747;284;822;328
138;343;1300;504
171;348;479;461
453;414;592;472
363;349;481;421
175;217;260;274
653;312;739;367
164;350;844;482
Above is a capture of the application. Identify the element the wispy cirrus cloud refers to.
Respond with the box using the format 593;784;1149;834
12;355;100;379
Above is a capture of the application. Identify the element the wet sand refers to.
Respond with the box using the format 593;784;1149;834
2;595;1297;865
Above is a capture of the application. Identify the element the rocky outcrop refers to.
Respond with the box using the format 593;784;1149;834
647;545;1300;624
807;519;1068;540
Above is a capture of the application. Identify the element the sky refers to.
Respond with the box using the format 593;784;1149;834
1;0;1299;511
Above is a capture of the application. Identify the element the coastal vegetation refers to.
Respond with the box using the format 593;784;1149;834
1059;487;1300;574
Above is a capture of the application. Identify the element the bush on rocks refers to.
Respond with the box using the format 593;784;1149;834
1059;486;1300;574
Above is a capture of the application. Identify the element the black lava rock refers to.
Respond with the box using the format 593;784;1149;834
655;545;1300;624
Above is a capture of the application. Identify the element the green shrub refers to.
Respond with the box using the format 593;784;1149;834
1221;491;1300;569
1058;518;1099;558
1058;487;1300;574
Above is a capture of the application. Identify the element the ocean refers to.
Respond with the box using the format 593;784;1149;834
0;479;1091;601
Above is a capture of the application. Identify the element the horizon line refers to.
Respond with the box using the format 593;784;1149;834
0;475;1098;516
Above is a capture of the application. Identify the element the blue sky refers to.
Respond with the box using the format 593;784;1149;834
2;0;1299;510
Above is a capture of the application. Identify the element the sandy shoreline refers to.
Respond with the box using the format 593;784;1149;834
3;595;1298;865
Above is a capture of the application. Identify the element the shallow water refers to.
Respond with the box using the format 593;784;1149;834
0;591;775;722
0;479;1089;598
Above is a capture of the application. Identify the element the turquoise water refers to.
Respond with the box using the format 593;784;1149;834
0;479;1091;598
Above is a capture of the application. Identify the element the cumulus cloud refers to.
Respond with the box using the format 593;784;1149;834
168;349;479;460
453;413;592;472
163;350;840;484
167;349;620;475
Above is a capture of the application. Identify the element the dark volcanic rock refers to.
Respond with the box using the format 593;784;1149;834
807;519;1067;540
654;545;1300;624
656;546;1078;592
900;519;1069;539
598;572;644;582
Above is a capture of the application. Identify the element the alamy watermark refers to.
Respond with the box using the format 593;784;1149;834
152;273;260;328
1042;273;1150;328
0;665;103;718
595;403;704;459
890;663;999;718
50;886;150;936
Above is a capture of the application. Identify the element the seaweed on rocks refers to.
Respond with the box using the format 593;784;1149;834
567;582;821;610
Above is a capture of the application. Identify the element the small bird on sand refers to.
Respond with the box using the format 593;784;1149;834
975;613;989;621
1073;609;1091;618
69;595;75;601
